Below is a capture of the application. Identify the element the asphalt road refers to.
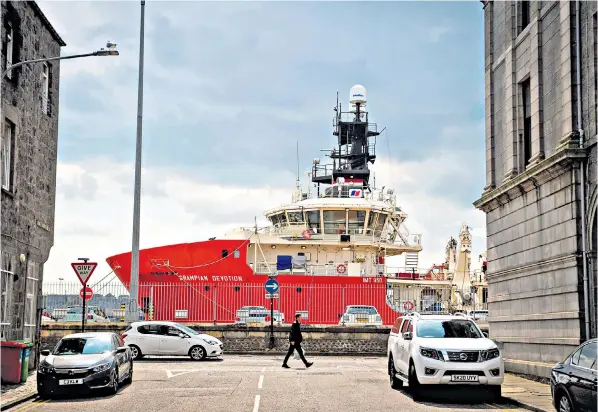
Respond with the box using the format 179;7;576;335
7;356;526;412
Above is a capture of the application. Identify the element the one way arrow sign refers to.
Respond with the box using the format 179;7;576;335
264;279;279;294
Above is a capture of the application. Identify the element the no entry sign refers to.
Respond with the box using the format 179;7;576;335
71;262;98;285
80;287;94;301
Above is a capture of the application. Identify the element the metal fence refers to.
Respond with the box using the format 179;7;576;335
41;281;488;326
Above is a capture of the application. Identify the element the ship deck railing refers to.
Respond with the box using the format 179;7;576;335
251;262;459;280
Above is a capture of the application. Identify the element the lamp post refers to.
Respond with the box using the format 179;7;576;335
1;42;119;79
126;0;145;323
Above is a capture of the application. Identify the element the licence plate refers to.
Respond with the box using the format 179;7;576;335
59;379;83;385
357;318;368;322
450;375;479;382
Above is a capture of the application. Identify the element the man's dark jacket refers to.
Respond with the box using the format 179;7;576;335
289;320;303;344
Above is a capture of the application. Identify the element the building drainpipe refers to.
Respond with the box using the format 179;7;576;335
575;0;591;341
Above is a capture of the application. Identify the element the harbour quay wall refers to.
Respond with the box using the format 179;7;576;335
40;323;391;356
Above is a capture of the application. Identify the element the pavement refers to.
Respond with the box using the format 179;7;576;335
1;356;553;412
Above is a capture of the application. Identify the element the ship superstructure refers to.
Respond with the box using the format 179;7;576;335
105;86;486;325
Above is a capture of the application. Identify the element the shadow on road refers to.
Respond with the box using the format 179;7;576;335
394;386;511;408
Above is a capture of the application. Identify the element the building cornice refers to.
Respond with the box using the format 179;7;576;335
473;144;587;213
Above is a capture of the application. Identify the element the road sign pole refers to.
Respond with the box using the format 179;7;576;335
269;296;274;349
82;280;87;333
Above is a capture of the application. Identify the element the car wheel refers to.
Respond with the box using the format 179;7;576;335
557;391;574;412
408;362;422;401
388;356;403;389
124;361;133;385
109;369;119;395
189;345;206;361
129;345;143;360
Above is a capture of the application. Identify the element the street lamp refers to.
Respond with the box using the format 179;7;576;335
1;41;119;79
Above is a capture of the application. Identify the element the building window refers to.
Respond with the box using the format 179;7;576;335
1;119;15;192
1;253;15;340
521;79;532;168
24;261;39;342
5;24;13;79
41;63;49;114
519;1;531;33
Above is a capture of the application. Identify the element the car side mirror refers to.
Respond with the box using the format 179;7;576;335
402;332;412;340
483;332;489;338
178;333;187;338
40;349;50;356
116;346;128;353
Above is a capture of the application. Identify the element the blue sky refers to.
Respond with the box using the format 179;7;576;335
38;1;487;283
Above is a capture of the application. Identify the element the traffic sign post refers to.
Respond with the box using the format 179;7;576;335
265;277;279;349
71;258;97;332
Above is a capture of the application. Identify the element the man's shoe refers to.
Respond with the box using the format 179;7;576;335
282;364;290;369
305;362;313;368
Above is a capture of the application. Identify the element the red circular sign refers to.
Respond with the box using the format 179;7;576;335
80;287;93;301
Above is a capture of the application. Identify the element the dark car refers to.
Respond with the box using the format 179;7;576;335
551;338;597;412
37;332;133;398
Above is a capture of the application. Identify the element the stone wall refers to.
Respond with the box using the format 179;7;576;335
476;0;597;378
39;323;390;356
1;1;65;344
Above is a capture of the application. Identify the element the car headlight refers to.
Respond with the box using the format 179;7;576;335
205;339;219;346
480;348;500;361
92;362;112;372
38;362;54;374
419;347;444;361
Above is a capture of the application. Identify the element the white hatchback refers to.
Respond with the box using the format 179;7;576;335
387;313;503;401
122;321;223;361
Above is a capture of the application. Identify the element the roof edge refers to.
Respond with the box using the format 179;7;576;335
30;1;67;47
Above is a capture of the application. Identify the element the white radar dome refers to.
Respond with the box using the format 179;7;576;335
349;84;367;105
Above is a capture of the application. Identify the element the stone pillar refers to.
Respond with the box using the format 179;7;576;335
503;3;519;182
558;1;577;148
528;12;545;167
484;2;496;192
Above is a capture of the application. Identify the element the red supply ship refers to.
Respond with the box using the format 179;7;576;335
106;85;443;325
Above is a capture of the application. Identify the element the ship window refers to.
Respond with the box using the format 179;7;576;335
348;210;366;234
279;212;288;226
233;250;240;258
367;211;379;234
375;213;387;232
270;214;280;226
221;249;228;258
287;211;303;224
323;210;346;234
305;210;320;233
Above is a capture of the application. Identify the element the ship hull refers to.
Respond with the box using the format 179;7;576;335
106;240;399;325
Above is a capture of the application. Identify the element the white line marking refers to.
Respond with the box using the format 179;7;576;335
253;394;261;412
258;375;264;389
166;370;196;379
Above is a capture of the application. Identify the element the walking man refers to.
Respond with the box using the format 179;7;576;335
282;313;313;369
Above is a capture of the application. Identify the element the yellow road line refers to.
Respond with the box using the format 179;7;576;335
11;399;49;412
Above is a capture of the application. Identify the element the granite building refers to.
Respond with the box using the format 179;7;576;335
474;0;597;377
1;0;65;355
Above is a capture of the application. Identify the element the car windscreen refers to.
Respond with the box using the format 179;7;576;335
176;324;199;335
416;319;483;338
54;337;113;355
347;307;377;314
